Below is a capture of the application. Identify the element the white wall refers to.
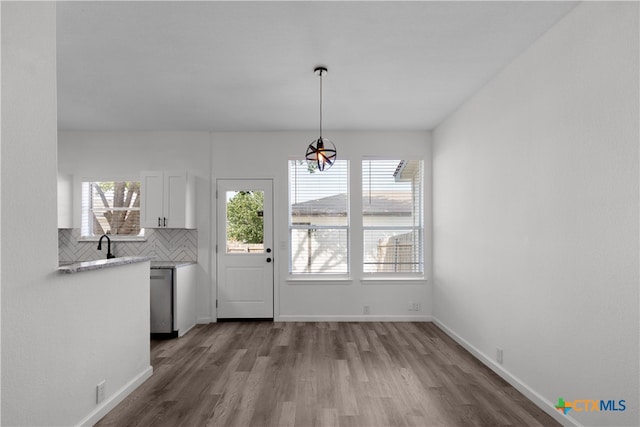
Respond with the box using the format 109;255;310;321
1;3;151;426
433;2;639;426
211;131;432;321
59;131;432;323
58;131;213;322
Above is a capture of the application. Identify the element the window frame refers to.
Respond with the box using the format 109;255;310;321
79;178;146;242
361;158;425;279
288;159;350;278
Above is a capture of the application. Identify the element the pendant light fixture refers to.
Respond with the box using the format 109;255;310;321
305;66;336;171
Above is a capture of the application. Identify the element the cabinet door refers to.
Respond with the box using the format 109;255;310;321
174;264;197;336
140;171;164;228
164;172;187;228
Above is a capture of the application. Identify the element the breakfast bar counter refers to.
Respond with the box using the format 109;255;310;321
58;256;155;274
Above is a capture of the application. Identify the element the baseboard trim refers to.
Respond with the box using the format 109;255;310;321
75;365;153;427
196;316;212;324
431;317;580;427
277;315;433;322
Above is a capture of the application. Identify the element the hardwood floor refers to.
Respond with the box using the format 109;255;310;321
97;322;560;427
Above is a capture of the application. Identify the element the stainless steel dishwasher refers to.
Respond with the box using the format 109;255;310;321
150;268;177;339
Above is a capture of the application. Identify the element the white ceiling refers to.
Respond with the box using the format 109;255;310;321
56;1;577;132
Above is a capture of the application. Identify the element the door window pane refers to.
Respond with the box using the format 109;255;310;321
226;191;265;254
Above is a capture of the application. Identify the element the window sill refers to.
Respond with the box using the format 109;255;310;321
287;275;352;285
78;236;147;243
360;276;427;285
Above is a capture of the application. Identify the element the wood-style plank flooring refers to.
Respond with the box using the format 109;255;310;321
97;322;560;427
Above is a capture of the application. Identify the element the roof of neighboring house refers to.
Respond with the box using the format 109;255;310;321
394;159;421;182
291;192;412;216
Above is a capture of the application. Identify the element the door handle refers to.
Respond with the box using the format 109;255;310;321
266;257;272;263
158;217;161;227
163;217;167;227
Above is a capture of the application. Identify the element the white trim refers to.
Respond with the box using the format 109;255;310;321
276;315;432;322
272;174;281;324
286;278;352;285
432;317;580;427
197;316;213;324
286;277;427;285
75;366;153;427
360;277;427;284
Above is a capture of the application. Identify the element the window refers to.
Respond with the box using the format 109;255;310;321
362;160;423;274
225;190;265;254
81;181;143;238
289;160;349;274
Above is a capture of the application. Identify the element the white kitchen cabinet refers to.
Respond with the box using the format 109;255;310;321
140;171;195;229
174;264;197;337
57;172;73;229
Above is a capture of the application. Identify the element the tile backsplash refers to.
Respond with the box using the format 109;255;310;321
58;228;197;262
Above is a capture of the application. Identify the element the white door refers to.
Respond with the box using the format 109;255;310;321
217;179;273;319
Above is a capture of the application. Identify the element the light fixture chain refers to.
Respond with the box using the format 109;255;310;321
319;72;323;138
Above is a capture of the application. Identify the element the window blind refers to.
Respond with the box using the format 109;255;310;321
289;160;349;274
81;181;142;237
362;160;423;274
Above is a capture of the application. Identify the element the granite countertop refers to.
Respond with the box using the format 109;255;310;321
58;256;155;274
151;261;196;269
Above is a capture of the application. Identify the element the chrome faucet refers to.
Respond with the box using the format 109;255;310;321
97;234;115;259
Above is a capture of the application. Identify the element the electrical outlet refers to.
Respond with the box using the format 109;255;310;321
496;348;504;365
408;302;421;311
96;380;106;404
363;305;370;315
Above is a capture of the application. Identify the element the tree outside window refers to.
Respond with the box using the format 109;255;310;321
225;190;265;253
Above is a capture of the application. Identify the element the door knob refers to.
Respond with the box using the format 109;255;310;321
266;248;272;253
266;257;272;263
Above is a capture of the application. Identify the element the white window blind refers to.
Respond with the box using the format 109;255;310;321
289;160;349;274
81;181;143;237
362;160;423;274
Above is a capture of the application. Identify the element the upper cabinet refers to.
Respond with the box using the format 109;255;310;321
57;172;73;229
141;171;195;229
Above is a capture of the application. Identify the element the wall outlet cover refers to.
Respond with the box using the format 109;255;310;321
96;380;106;404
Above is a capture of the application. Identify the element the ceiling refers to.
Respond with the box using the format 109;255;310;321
56;1;577;132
